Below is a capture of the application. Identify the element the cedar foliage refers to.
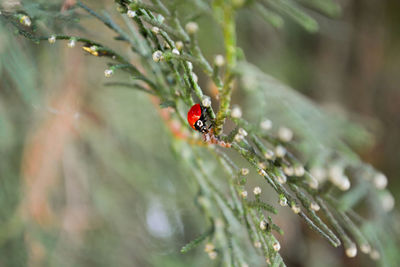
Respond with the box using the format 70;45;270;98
0;1;399;266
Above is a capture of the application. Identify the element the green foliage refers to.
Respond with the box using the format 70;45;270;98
0;0;399;267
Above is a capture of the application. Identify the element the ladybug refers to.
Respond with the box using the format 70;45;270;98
187;104;210;133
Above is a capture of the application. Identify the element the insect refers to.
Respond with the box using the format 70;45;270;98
82;44;111;57
187;103;211;133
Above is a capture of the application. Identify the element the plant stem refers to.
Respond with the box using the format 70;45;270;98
214;1;237;135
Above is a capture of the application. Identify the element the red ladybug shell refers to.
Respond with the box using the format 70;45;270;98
187;104;202;129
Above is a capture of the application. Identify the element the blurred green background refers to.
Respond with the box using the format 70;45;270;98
0;0;399;266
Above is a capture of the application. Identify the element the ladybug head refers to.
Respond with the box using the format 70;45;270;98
194;118;208;133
